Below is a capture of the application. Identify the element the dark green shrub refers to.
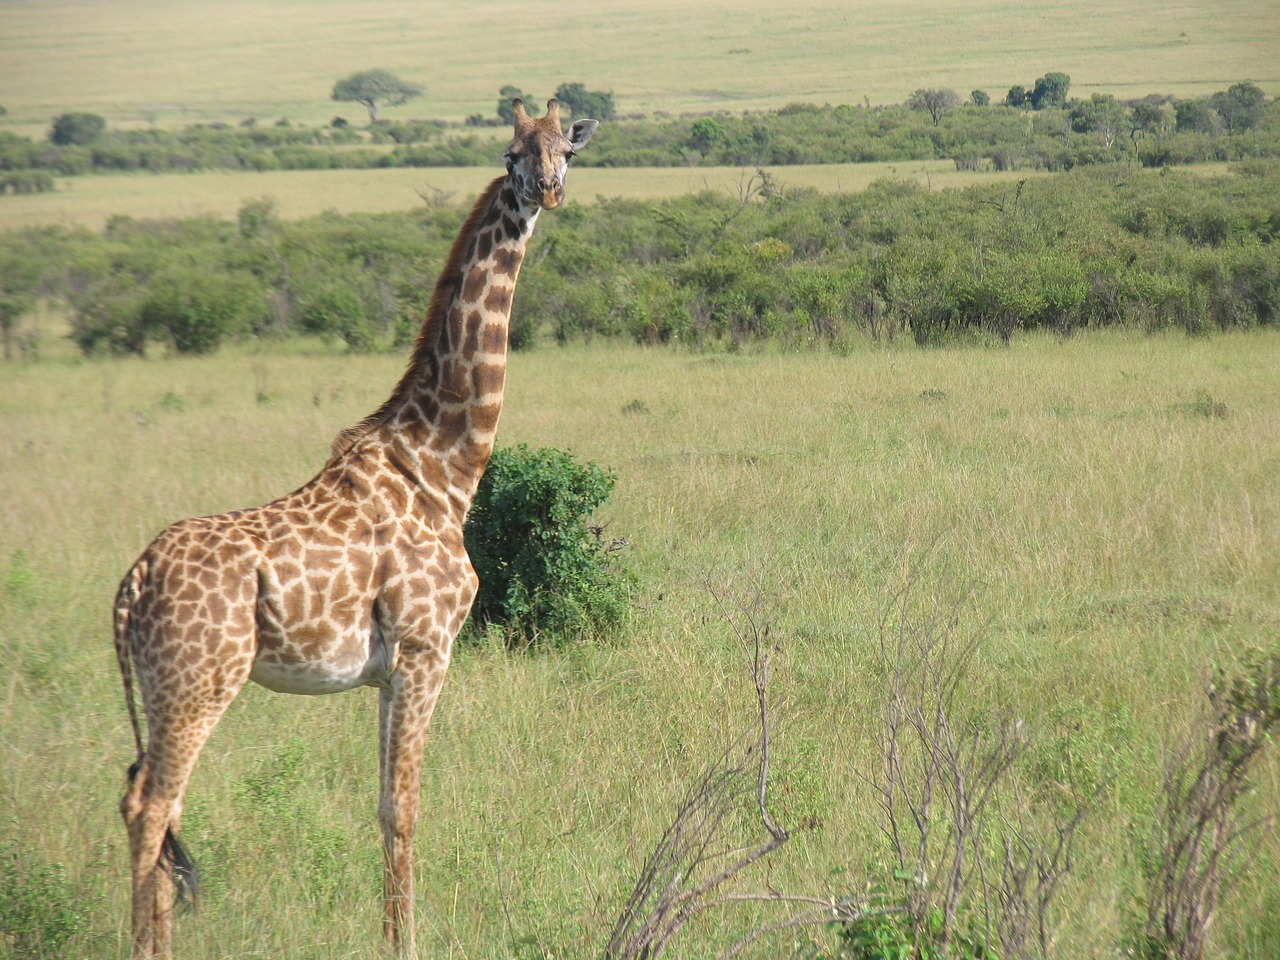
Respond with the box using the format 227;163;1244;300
68;280;149;355
838;898;994;960
297;277;376;352
465;445;631;646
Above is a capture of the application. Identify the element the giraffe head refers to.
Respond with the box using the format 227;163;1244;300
505;98;598;210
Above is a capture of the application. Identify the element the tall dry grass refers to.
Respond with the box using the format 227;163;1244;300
2;329;1278;957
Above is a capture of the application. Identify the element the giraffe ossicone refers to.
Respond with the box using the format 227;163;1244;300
114;99;596;960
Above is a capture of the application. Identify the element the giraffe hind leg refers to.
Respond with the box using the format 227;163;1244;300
122;758;179;960
122;745;213;959
121;659;251;958
126;761;201;908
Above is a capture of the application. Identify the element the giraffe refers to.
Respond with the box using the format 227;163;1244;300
113;99;597;960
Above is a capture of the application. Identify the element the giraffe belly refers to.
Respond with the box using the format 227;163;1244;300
249;623;395;695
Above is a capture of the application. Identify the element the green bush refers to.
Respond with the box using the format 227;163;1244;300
0;840;82;958
838;901;994;960
297;276;376;352
464;445;632;646
139;267;263;353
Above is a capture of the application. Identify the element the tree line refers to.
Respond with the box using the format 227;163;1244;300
1;160;1275;361
0;80;1273;190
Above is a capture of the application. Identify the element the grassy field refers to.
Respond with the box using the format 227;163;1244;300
1;0;1277;133
0;160;1050;229
2;323;1278;957
2;2;1279;955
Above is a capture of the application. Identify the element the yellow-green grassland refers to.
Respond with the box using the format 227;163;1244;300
3;323;1279;957
2;2;1279;958
1;0;1277;129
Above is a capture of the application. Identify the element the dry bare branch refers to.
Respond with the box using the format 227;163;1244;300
1142;647;1280;960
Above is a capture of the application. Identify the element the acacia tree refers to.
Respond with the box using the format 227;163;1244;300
689;116;726;155
1130;102;1170;151
907;88;962;126
331;69;423;122
1069;93;1127;147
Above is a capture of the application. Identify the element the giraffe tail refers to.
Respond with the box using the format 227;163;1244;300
115;561;202;909
113;563;146;763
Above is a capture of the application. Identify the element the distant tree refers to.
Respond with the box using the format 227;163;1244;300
1211;81;1266;134
1005;85;1027;108
331;69;423;122
970;89;990;107
907;88;962;126
1175;100;1220;135
554;82;616;120
0;105;7;116
689;117;726;155
1130;102;1168;132
1130;101;1171;151
49;112;106;146
497;85;537;124
1028;72;1071;109
1069;93;1127;147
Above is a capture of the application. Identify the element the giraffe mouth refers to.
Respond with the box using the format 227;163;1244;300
526;185;563;210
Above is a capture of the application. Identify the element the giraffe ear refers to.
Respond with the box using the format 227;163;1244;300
568;119;598;150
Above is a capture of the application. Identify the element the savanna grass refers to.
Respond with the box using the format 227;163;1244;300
0;160;1033;231
2;328;1278;957
1;0;1275;130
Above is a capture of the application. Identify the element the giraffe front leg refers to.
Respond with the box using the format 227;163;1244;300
378;654;449;955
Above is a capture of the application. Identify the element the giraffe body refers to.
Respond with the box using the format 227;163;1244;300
115;101;596;959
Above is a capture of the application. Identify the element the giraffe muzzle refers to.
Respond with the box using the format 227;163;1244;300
536;177;563;209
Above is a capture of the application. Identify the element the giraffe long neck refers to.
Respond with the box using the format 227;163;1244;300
335;176;540;520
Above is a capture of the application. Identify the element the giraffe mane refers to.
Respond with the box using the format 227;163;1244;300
328;174;508;462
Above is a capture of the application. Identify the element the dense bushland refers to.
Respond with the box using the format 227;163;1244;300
3;162;1277;356
0;84;1274;182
